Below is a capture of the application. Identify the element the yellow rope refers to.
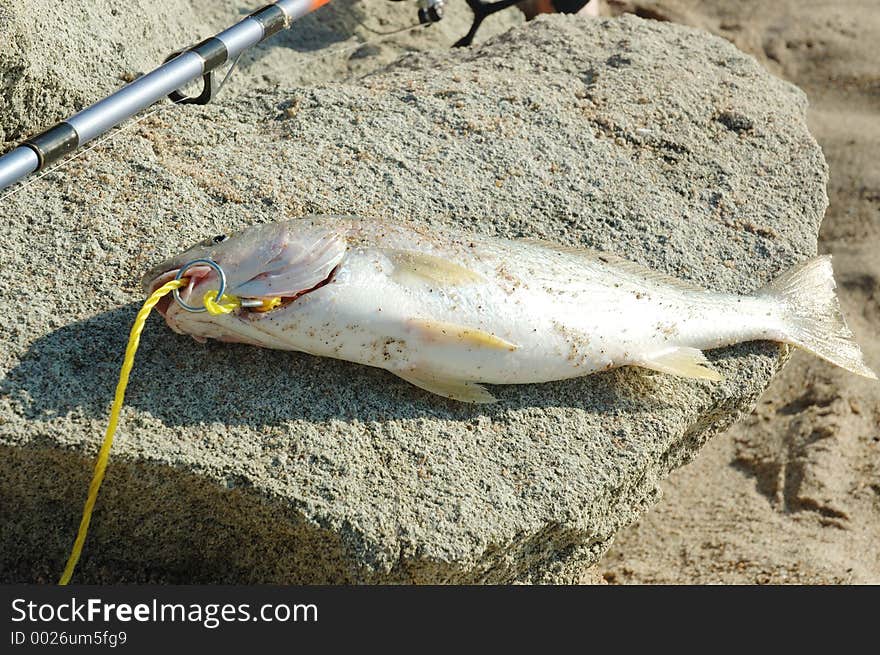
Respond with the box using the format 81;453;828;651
59;278;186;585
202;289;240;315
202;290;280;314
251;296;282;313
58;280;279;584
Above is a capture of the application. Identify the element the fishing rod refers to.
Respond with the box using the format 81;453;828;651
0;0;593;192
0;0;457;193
0;0;341;192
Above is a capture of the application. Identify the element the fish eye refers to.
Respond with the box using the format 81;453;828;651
212;234;228;244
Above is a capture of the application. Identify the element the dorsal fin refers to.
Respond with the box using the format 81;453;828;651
517;238;704;292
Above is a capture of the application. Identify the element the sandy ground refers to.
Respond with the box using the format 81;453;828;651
597;0;880;584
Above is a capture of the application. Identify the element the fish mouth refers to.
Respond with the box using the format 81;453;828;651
147;265;214;318
146;265;337;318
142;221;348;324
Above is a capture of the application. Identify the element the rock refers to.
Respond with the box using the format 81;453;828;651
0;12;827;583
0;0;197;144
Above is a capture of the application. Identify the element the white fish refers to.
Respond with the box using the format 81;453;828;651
142;216;877;403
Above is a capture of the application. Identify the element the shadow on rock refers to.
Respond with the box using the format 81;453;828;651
0;444;370;583
2;303;671;429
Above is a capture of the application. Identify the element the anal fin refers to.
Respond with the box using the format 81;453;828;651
638;347;723;381
393;368;497;404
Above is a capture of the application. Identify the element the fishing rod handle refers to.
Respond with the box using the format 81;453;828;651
0;0;329;192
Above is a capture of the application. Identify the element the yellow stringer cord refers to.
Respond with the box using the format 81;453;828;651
252;296;282;313
202;289;240;315
59;280;279;584
202;290;280;314
59;278;187;585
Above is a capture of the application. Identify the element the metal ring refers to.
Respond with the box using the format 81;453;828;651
173;258;227;313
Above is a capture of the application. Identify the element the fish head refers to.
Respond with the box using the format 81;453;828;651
141;219;347;338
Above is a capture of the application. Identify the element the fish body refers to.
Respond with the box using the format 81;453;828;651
144;216;876;402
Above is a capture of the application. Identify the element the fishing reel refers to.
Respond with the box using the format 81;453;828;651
389;0;444;25
396;0;595;47
418;0;445;23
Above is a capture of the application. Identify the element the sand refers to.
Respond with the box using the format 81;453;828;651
597;0;880;584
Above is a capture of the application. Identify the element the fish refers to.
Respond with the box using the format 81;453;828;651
142;216;877;403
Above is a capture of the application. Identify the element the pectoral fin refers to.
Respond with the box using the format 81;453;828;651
386;249;485;287
409;318;519;351
393;368;497;404
638;347;723;381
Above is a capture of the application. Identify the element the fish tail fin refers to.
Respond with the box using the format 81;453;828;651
757;255;877;379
